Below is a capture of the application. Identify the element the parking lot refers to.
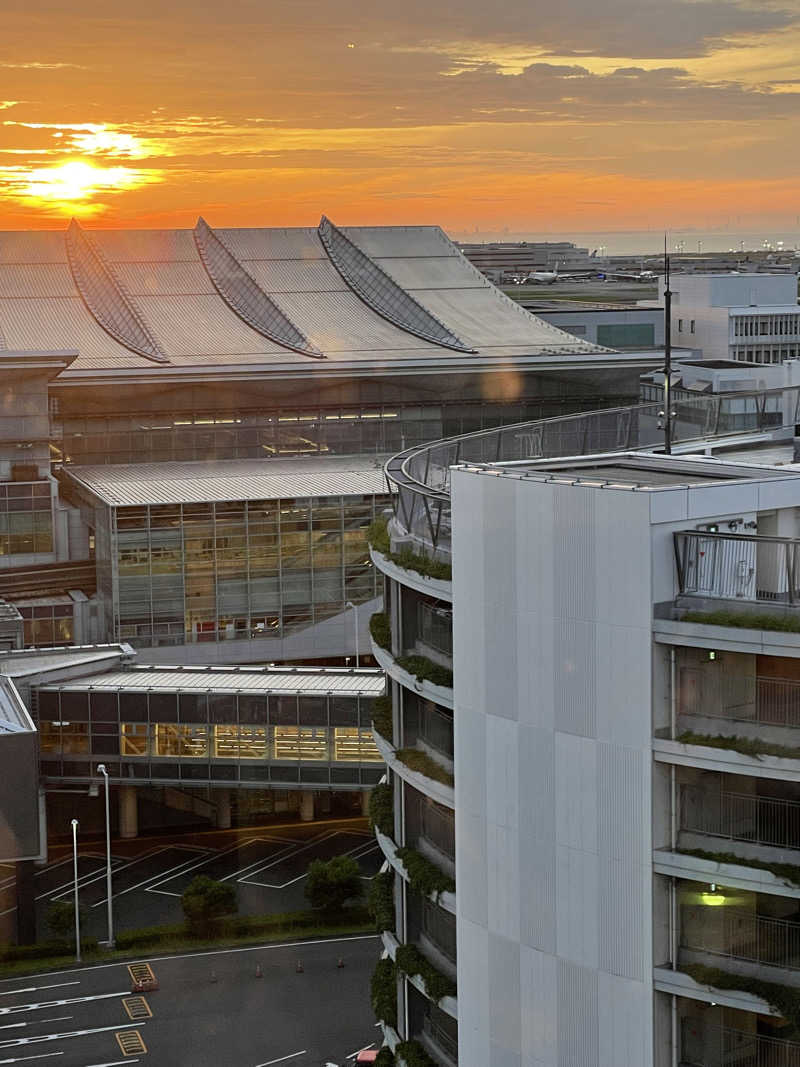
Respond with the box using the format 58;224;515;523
0;933;382;1065
2;818;381;940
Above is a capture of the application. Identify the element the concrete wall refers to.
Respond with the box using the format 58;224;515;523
451;469;655;1067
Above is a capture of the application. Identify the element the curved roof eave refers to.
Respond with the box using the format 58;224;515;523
318;215;476;354
193;217;325;359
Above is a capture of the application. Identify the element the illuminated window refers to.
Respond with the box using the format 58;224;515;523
121;723;150;757
54;722;90;755
38;720;62;753
273;725;329;760
334;727;383;762
154;723;208;758
214;724;268;759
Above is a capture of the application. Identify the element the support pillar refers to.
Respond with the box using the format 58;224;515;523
361;789;371;817
216;789;232;830
15;862;36;945
300;790;315;823
119;785;138;839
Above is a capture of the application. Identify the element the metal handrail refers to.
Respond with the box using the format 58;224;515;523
674;529;800;606
681;906;800;970
682;1019;800;1066
681;785;800;850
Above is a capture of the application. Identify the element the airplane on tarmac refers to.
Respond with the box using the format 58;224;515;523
601;268;658;282
521;263;598;284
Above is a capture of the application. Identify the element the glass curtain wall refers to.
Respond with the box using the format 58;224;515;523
110;493;388;648
0;482;53;557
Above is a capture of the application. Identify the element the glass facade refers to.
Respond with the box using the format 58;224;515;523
100;492;388;648
17;602;73;646
35;685;383;786
0;482;53;556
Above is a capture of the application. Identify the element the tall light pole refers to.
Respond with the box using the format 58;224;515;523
96;764;114;949
71;818;81;964
662;236;675;455
346;600;359;668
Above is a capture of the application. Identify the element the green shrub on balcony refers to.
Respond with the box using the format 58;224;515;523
396;846;455;899
372;957;398;1029
369;870;395;933
684;964;800;1034
681;609;800;634
368;516;452;582
395;943;456;1004
395;655;453;689
375;1049;395;1066
372;694;393;744
396;1040;437;1067
370;611;392;652
677;847;800;889
369;782;394;838
677;731;800;761
396;748;454;788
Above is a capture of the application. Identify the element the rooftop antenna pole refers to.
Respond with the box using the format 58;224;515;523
663;234;673;455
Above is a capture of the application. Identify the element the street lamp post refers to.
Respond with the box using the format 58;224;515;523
71;818;81;963
96;764;114;948
346;600;359;668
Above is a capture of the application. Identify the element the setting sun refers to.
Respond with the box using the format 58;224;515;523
6;159;163;215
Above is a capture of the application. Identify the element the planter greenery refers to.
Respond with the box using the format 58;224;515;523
371;956;398;1028
305;854;363;916
369;782;394;838
677;731;800;761
370;611;392;652
677;847;800;889
372;694;394;743
681;609;800;634
395;655;453;689
396;847;455;899
684;964;800;1034
395;943;456;1004
396;1040;437;1067
375;1049;395;1066
368;516;452;583
368;870;396;933
396;748;454;788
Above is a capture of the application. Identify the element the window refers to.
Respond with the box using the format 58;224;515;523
154;723;208;757
121;723;150;756
214;724;268;759
678;319;683;332
690;320;695;334
333;727;383;762
273;725;328;760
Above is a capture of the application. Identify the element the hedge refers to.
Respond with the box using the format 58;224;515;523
396;847;455;899
369;782;394;838
395;655;453;689
396;748;454;788
684;964;800;1034
375;1049;395;1066
677;731;800;761
372;694;394;743
396;1041;438;1067
367;516;452;583
368;870;396;933
681;609;800;634
677;847;800;889
371;956;398;1028
370;611;392;652
395;943;456;1004
0;937;97;963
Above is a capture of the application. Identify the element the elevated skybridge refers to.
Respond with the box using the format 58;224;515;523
385;384;800;553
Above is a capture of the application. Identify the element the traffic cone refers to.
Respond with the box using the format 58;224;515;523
210;971;217;983
296;959;304;973
255;963;263;978
337;957;345;969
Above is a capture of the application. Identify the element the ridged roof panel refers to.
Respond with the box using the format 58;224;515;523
0;264;76;299
90;229;198;263
194;217;324;359
214;227;326;260
318;216;474;353
65;220;168;364
113;262;216;297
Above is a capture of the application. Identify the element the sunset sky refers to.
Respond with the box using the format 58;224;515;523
1;0;799;234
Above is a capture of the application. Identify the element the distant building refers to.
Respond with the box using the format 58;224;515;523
458;241;591;281
535;304;665;349
666;273;800;363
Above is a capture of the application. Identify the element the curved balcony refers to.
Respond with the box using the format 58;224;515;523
374;823;456;916
369;544;452;602
381;929;458;1020
386;385;800;555
373;728;454;809
371;639;453;711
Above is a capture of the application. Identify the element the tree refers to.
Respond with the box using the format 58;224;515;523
181;876;237;936
44;900;85;945
304;854;363;917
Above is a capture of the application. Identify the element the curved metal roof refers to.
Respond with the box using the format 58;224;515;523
65;220;168;364
317;216;475;353
193;217;324;358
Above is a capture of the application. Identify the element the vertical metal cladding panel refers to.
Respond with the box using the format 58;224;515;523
488;931;522;1065
553;485;596;623
519;725;556;952
598;856;646;981
597;744;644;863
554;618;597;738
557;959;598;1067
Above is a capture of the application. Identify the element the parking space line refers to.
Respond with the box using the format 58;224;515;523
0;1021;146;1049
45;845;177;903
91;849;215;908
0;985;79;999
0;992;128;1018
235;831;341;886
142;836;276;894
0;1053;64;1063
241;838;379;890
254;1051;306;1066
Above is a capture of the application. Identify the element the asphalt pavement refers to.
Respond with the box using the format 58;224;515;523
0;933;382;1066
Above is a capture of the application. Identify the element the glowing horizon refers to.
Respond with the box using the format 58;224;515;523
0;1;798;234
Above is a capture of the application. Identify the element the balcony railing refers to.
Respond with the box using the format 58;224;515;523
682;1019;800;1067
422;899;457;963
417;601;453;658
420;704;454;760
681;786;800;851
681;906;800;971
682;674;800;731
422;1014;458;1064
675;530;800;606
420;800;455;861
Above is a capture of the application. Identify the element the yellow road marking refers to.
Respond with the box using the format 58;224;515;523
122;995;152;1021
116;1029;147;1056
